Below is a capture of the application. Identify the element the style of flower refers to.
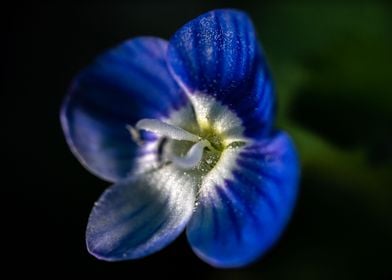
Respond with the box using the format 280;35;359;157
60;9;299;268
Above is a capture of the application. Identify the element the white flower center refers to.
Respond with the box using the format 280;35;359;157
130;93;248;171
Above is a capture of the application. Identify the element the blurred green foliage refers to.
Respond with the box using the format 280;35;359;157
261;1;391;203
257;0;392;207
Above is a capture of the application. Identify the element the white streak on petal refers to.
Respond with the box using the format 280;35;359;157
86;163;199;260
129;141;161;176
199;147;242;197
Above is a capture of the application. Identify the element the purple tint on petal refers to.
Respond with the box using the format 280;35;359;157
187;131;300;268
168;9;276;139
61;37;187;182
86;166;196;260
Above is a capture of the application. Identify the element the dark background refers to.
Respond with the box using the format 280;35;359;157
3;0;392;278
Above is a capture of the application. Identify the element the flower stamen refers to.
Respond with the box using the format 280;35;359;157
136;119;200;142
126;125;144;145
135;118;221;170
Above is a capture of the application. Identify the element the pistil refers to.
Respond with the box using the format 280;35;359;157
134;118;217;170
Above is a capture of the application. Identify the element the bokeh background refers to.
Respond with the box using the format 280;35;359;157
3;0;392;278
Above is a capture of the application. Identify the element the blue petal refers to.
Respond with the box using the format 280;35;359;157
61;37;187;182
86;165;196;260
187;132;299;267
168;9;275;138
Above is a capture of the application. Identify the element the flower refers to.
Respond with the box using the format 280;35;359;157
60;9;300;268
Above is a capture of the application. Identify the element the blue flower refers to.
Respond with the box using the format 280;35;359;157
60;9;300;268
